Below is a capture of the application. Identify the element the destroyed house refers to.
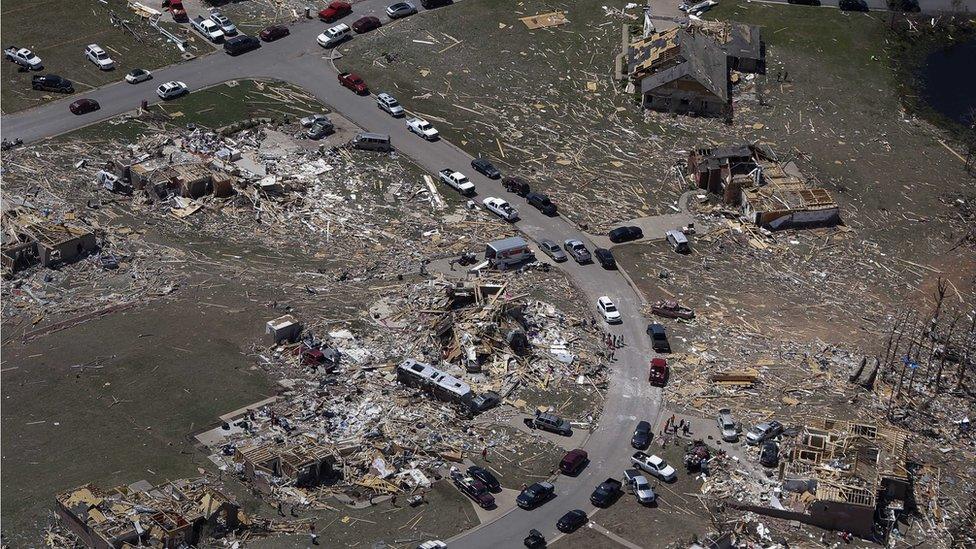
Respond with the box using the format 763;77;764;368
742;185;839;230
397;359;472;403
56;477;241;549
734;419;910;539
127;161;233;199
2;209;97;272
630;30;732;119
686;143;772;200
724;23;766;74
237;442;336;494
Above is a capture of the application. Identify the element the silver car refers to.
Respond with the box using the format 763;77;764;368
539;239;567;262
746;420;783;446
716;408;739;442
386;1;418;18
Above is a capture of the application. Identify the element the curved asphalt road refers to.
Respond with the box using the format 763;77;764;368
14;0;970;544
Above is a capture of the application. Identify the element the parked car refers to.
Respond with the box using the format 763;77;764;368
223;35;260;56
502;176;530;196
301;113;330;127
559;449;588;475
526;192;557;216
471;158;501;179
31;74;73;93
306;120;335;140
209;10;237;35
631;452;677;482
466;391;501;413
590;477;623;507
666;229;690;254
438;169;475;196
337;71;368;94
716;408;739;442
648;357;669;387
85;44;114;70
5;46;43;70
524;529;546;549
839;0;869;10
563;239;591;264
406;117;439;140
259;24;290;41
760;441;780;468
631;420;652;449
387;1;418;18
156;80;188;100
169;0;187;21
483;197;519;222
516;482;555;509
608;225;643;243
787;0;821;3
539;239;567;263
191;15;225;42
352;15;382;33
376;92;405;117
651;300;695;320
417;542;446;549
646;323;671;353
746;420;784;446
624;469;657;504
467;466;500;492
69;98;100;115
318;23;352;48
451;471;495;509
124;68;152;84
532;410;572;436
597;296;621;324
594;248;616;270
319;1;352;22
556;509;587;532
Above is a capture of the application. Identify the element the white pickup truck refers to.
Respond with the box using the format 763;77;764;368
438;169;475;196
631;452;677;482
4;46;42;70
482;197;519;222
191;16;225;42
406;117;439;141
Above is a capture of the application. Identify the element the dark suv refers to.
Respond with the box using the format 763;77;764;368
647;323;671;353
502;176;530;197
594;248;616;270
608;225;643;243
224;35;261;55
32;74;73;93
421;0;453;7
526;192;557;216
631;420;651;449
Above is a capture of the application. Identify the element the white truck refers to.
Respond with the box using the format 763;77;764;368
482;197;519;222
406;117;439;140
623;469;657;504
438;169;475;196
631;452;677;482
4;46;42;70
191;15;225;42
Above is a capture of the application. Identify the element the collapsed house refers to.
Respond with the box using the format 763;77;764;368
623;21;765;119
686;143;840;230
237;441;338;495
56;477;243;549
731;419;913;539
2;207;97;274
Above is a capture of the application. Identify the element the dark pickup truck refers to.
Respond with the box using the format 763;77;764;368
589;477;623;507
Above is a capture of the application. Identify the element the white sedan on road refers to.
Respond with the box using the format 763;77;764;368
125;68;152;84
156;81;188;100
597;296;622;324
482;197;519;222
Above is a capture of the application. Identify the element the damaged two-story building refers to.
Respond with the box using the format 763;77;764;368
2;207;98;274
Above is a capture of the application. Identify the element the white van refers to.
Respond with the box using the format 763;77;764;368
352;132;393;152
316;23;351;48
665;229;690;254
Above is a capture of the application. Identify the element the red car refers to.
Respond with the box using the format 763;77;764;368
167;0;187;21
559;449;588;475
69;98;100;115
319;1;351;22
649;357;669;387
259;24;290;42
352;15;382;34
337;71;368;95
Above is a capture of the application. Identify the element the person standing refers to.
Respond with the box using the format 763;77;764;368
309;523;319;546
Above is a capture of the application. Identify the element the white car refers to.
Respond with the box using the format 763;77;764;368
209;11;237;35
438;169;475;196
4;46;43;70
125;68;152;84
191;16;224;42
156;81;188;100
376;93;405;117
483;197;519;222
406;117;439;140
631;452;677;482
85;44;114;70
317;23;351;48
597;296;621;324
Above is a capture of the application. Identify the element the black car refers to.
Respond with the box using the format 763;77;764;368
224;35;261;55
608;225;644;243
32;74;73;93
471;157;501;179
760;441;779;468
526;192;557;216
631;420;652;449
69;98;100;115
887;0;919;10
502;176;530;197
465;391;501;413
594;248;616;270
516;482;555;509
787;0;821;4
556;509;588;532
421;0;453;7
647;323;671;353
524;529;546;549
839;0;869;10
467;466;500;492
